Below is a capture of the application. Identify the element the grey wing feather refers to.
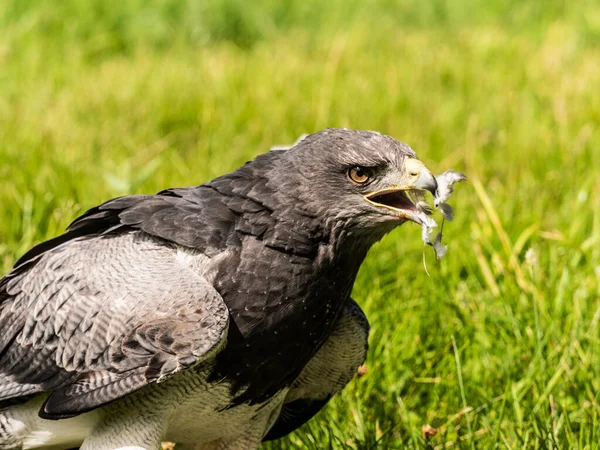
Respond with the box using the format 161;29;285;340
438;203;454;221
0;232;229;418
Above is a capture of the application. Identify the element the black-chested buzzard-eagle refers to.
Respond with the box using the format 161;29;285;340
0;129;441;450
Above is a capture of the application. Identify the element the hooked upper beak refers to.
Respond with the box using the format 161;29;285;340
405;158;437;195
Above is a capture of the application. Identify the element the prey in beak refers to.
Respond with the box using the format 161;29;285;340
360;156;465;260
364;158;438;226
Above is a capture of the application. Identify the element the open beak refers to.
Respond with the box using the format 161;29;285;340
364;158;437;223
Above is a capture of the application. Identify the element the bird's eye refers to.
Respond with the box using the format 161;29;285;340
347;166;372;184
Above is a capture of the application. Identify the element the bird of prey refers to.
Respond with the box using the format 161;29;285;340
0;129;439;450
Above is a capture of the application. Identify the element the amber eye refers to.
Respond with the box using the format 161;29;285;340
347;166;372;184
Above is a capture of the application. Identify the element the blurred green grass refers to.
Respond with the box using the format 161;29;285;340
1;0;600;448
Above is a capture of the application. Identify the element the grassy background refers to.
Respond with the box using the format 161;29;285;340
1;0;600;448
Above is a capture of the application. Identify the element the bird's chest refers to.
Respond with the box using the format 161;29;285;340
210;243;358;404
215;240;356;339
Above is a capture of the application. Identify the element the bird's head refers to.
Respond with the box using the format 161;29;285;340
276;129;437;236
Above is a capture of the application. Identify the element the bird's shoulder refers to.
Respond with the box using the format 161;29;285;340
0;231;229;419
11;186;237;273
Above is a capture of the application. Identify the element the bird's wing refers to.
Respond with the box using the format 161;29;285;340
0;231;229;419
263;297;369;441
